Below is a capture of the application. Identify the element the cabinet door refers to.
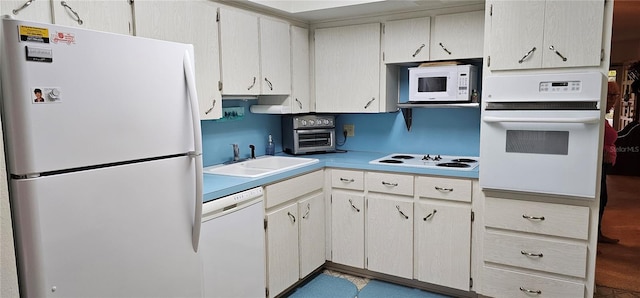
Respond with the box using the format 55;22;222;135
260;18;291;95
331;191;365;268
298;192;325;278
290;26;310;113
2;0;53;23
218;7;260;95
266;203;299;298
489;1;545;70
541;0;604;68
431;11;484;61
52;0;132;35
383;17;430;63
415;201;471;291
367;194;413;279
315;23;381;113
134;0;222;120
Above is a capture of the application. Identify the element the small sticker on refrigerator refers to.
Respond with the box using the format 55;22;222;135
32;87;62;104
25;46;53;63
51;32;76;45
18;25;50;43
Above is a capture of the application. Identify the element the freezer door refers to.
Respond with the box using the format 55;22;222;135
1;19;197;175
11;156;202;297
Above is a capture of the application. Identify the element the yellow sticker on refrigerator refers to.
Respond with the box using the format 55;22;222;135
19;25;50;43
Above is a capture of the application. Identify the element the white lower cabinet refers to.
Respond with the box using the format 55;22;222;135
482;197;590;298
264;170;325;298
414;176;472;292
331;191;365;268
367;194;413;279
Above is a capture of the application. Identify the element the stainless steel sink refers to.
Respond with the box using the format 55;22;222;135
204;156;319;178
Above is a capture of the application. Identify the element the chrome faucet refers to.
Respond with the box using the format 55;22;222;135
232;144;240;161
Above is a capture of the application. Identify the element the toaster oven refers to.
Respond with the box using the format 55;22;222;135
282;115;336;155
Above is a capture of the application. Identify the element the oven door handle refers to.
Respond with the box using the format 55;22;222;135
483;116;600;124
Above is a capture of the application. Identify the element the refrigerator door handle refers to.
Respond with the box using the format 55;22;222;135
183;50;203;252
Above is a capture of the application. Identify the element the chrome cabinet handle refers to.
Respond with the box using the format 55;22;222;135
522;214;545;221
548;45;567;61
438;42;452;55
247;77;256;90
364;97;375;109
295;98;302;109
204;99;216;115
521;250;543;257
348;199;360;213
434;186;453;192
302;203;310;219
518;47;536;63
412;44;426;57
340;178;354;183
396;205;409;219
61;1;84;25
519;287;542;295
287;212;296;223
264;77;273;90
12;0;34;15
381;181;398;187
423;209;437;221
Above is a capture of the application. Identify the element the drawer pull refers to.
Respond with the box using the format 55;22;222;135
434;186;453;192
396;205;409;219
348;199;361;213
287;212;296;223
519;287;542;295
522;214;545;221
340;178;355;183
302;203;310;219
382;181;398;187
423;209;437;221
520;250;543;258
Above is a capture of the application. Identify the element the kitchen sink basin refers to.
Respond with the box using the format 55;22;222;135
204;156;319;178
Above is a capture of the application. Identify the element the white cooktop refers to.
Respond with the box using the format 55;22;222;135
369;153;479;171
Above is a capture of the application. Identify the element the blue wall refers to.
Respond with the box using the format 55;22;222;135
201;66;482;166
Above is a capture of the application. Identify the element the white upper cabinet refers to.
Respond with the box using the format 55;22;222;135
259;17;291;95
52;0;133;35
218;7;260;96
134;0;222;120
290;26;310;113
430;11;484;61
488;0;604;70
2;0;54;23
315;23;381;113
383;17;430;64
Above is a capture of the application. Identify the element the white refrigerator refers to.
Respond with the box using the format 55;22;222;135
1;18;204;297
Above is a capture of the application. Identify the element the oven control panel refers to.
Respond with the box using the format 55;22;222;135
539;80;582;93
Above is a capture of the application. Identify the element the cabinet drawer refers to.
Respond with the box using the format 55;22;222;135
331;169;364;191
484;232;587;278
415;176;471;202
265;170;323;209
485;197;590;240
483;266;584;298
367;172;414;196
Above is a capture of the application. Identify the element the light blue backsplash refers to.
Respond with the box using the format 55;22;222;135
201;100;282;167
201;67;481;166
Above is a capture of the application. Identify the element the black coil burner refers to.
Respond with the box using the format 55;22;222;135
451;158;477;163
391;155;414;159
437;162;470;168
379;159;404;164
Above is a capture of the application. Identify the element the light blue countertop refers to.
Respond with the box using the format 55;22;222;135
203;150;479;203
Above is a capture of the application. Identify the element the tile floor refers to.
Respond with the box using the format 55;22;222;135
323;269;640;298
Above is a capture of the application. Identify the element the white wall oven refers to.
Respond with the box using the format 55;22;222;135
480;72;605;198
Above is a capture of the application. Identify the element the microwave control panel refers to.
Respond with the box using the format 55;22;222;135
539;80;582;93
457;72;470;96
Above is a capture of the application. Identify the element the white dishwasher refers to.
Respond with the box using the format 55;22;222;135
201;187;265;298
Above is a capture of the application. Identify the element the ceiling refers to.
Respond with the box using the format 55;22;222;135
236;0;640;43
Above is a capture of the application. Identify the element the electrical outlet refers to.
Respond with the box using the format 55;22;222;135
343;124;355;137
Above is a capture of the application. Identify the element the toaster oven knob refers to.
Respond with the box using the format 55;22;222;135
300;119;307;126
309;120;315;126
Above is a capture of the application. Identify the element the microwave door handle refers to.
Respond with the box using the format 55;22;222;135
482;116;600;124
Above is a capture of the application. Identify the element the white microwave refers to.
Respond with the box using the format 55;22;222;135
408;64;478;102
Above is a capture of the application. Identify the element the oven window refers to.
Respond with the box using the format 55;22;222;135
418;77;447;92
505;130;569;155
298;132;332;148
